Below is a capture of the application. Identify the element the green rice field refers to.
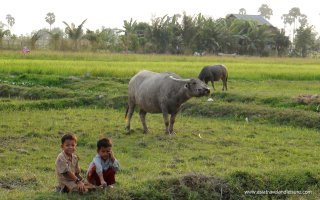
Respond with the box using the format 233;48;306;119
0;51;319;199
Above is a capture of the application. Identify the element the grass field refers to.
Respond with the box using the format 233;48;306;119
0;51;319;199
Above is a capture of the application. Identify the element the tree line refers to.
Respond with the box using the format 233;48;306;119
1;5;320;57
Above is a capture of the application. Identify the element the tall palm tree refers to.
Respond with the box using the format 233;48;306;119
239;8;247;15
45;12;56;31
150;15;172;53
121;18;138;52
63;19;87;50
6;14;15;32
288;7;301;41
258;4;273;20
181;13;197;53
281;14;294;41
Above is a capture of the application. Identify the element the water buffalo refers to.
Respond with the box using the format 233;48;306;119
198;65;228;91
125;70;210;134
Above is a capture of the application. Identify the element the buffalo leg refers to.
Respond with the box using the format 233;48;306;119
139;109;149;134
168;113;177;134
224;78;228;91
210;80;215;90
125;103;135;133
226;78;228;91
162;111;170;134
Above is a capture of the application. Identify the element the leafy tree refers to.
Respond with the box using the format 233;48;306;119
294;25;316;57
134;22;152;53
30;30;43;50
194;15;221;54
181;12;197;53
47;27;64;50
249;24;274;56
166;14;182;54
98;27;121;51
63;19;87;50
258;4;273;20
6;14;15;32
83;28;117;51
45;12;56;31
230;19;256;54
0;21;6;29
214;18;236;53
120;18;138;52
0;28;10;48
239;8;246;15
8;34;17;49
230;19;273;56
150;15;175;53
274;29;290;56
298;14;308;28
84;29;99;50
312;36;320;54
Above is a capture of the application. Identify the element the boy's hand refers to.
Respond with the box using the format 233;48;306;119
101;180;107;187
77;181;85;192
109;151;115;162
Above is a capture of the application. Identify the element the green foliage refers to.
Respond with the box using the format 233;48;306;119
230;20;275;56
63;19;87;50
258;4;273;20
294;25;317;57
0;28;10;48
4;12;317;55
274;29;291;56
30;30;43;50
47;28;64;50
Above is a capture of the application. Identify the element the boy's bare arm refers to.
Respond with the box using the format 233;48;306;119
98;173;107;186
75;173;83;180
65;171;85;192
66;171;79;181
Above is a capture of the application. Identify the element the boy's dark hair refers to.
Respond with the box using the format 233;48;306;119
61;133;77;144
97;138;112;150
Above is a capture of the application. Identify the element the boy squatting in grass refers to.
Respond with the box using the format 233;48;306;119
55;133;93;193
86;138;120;187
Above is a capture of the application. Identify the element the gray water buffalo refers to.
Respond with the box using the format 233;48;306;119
125;70;210;134
198;65;228;91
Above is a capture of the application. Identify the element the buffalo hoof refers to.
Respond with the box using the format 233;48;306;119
125;127;131;134
166;130;176;135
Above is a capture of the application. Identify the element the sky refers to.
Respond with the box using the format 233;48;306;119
1;0;319;36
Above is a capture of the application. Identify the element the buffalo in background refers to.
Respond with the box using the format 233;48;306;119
198;65;228;91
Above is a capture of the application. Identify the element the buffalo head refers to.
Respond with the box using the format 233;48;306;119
169;76;210;97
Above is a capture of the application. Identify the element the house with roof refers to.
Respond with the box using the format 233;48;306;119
226;14;273;27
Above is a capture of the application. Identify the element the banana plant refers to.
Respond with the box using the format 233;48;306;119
63;19;87;50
